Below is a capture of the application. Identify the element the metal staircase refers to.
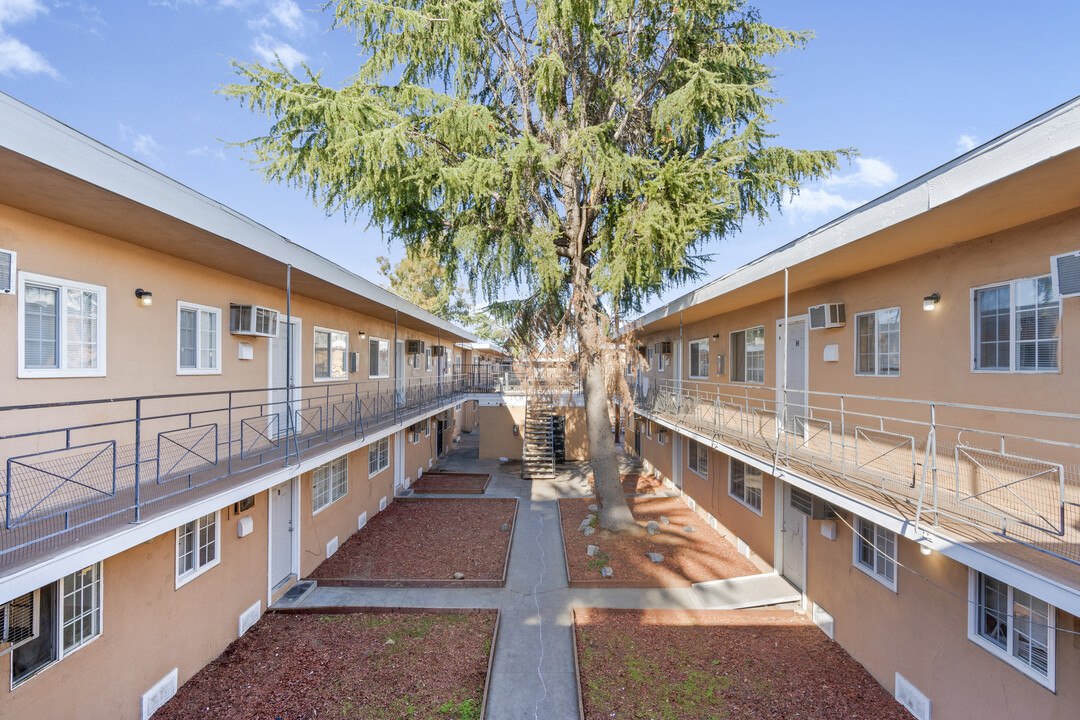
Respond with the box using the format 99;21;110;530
522;397;556;479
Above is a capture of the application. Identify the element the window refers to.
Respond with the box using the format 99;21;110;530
369;337;390;378
11;564;102;687
647;346;654;371
853;517;896;590
689;339;709;379
645;420;652;439
969;571;1054;687
18;272;106;378
314;327;348;381
176;512;219;586
425;419;431;437
313;456;348;513
730;327;765;383
369;436;390;476
728;458;762;514
425;347;432;371
177;301;221;374
974;276;1060;372
687;439;708;477
855;308;900;377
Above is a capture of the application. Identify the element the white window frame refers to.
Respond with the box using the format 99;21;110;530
425;419;431;437
852;516;897;591
369;436;390;477
17;271;107;379
425;347;432;372
854;308;900;378
971;275;1061;374
967;570;1056;689
728;458;763;515
313;326;349;382
647;346;654;371
729;326;765;384
10;563;103;688
645;420;652;439
312;456;348;514
368;337;391;379
688;338;710;380
176;301;222;375
175;511;220;588
687;439;708;478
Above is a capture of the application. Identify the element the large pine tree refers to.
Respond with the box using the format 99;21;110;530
225;0;846;531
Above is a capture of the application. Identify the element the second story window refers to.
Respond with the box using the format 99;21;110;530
688;339;709;379
314;327;348;381
730;326;765;383
425;347;432;371
18;272;106;378
855;308;900;377
973;276;1059;372
368;338;390;378
177;302;221;374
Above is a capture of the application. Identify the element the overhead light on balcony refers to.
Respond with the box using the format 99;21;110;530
923;293;940;311
918;536;934;555
135;288;153;307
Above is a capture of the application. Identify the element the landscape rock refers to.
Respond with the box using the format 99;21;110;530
683;525;695;533
500;523;510;532
601;566;614;578
588;504;598;512
645;520;660;536
583;526;595;536
646;553;664;564
587;545;599;556
660;516;671;525
453;572;466;580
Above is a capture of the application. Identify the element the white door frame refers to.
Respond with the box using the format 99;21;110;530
394;430;405;491
267;317;303;435
774;315;809;428
266;476;300;605
775;481;808;598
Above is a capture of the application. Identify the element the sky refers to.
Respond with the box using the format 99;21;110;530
1;0;1079;316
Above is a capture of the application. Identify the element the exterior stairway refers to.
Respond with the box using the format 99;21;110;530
522;397;556;479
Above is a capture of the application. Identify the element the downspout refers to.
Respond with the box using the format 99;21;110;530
285;264;298;466
775;268;789;473
394;309;399;420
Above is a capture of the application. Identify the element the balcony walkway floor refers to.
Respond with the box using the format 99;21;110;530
279;433;799;720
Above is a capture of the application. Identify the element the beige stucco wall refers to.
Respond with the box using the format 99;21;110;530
478;404;526;460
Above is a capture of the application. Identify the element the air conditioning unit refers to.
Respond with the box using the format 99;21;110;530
432;346;447;357
808;303;846;330
654;341;672;354
1;591;37;654
656;429;668;443
0;248;15;294
1051;250;1080;298
406;339;425;354
408;432;420;443
408;421;425;433
230;304;280;337
789;486;841;520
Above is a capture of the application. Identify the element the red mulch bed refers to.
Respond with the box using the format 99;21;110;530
155;611;495;720
575;608;911;720
560;497;758;586
309;498;516;583
412;472;491;494
588;472;666;494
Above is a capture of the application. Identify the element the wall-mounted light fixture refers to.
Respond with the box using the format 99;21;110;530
923;292;940;311
918;537;934;556
135;288;153;307
358;330;367;339
711;333;720;340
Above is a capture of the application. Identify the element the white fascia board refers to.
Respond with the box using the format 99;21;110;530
637;408;1080;617
0;398;462;605
635;96;1080;329
0;92;475;343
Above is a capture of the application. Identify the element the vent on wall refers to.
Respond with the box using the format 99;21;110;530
379;496;388;511
325;536;339;558
1051;250;1080;298
358;511;368;531
0;249;15;294
238;601;261;637
812;602;835;640
141;668;179;720
894;673;931;720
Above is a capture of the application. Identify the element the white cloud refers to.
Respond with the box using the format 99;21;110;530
252;33;306;69
785;187;859;218
249;0;311;36
824;157;898;188
119;123;166;167
956;133;977;153
187;144;226;160
0;0;58;77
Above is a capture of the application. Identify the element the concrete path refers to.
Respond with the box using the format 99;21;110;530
284;431;796;720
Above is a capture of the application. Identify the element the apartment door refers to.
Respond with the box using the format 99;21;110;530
269;479;296;590
269;318;302;439
781;483;806;591
775;317;808;432
436;419;445;455
395;340;406;406
634;427;642;455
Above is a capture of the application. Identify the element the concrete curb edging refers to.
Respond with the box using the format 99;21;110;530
569;608;586;720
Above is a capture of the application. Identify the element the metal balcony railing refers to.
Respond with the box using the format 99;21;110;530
627;377;1080;569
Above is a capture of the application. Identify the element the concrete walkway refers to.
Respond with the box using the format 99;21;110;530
283;431;798;720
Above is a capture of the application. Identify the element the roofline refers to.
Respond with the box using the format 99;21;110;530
635;94;1080;329
0;91;477;343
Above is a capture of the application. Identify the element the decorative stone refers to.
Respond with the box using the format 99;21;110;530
500;523;510;532
583;526;595;536
601;566;614;578
660;516;671;525
587;545;599;556
683;525;695;533
588;503;598;512
646;552;664;564
645;520;660;536
578;519;591;532
453;572;465;580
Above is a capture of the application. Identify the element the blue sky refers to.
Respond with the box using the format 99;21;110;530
1;0;1079;315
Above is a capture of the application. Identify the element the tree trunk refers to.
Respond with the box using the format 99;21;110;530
581;344;637;532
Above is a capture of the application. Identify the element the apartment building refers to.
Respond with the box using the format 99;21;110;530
0;94;485;719
623;98;1080;719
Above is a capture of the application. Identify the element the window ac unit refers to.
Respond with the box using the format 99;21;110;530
408;432;420;443
808;303;846;330
0;248;15;295
654;341;672;354
1051;250;1080;298
432;346;447;357
656;430;668;443
0;591;37;654
230;304;280;337
406;340;425;354
789;486;841;520
409;421;425;433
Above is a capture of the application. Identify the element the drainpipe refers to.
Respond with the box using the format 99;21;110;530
285;264;298;466
777;267;790;470
394;309;399;419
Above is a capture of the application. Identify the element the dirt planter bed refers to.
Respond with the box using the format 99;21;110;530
411;472;492;494
573;607;912;720
587;472;666;495
155;609;498;720
310;497;517;587
559;496;758;587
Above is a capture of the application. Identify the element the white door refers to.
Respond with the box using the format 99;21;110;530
775;317;808;432
672;434;683;491
269;318;302;439
781;483;806;591
269;479;296;590
394;430;405;491
395;340;406;405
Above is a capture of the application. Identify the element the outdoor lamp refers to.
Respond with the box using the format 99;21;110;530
135;288;153;307
923;293;940;311
358;330;367;338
